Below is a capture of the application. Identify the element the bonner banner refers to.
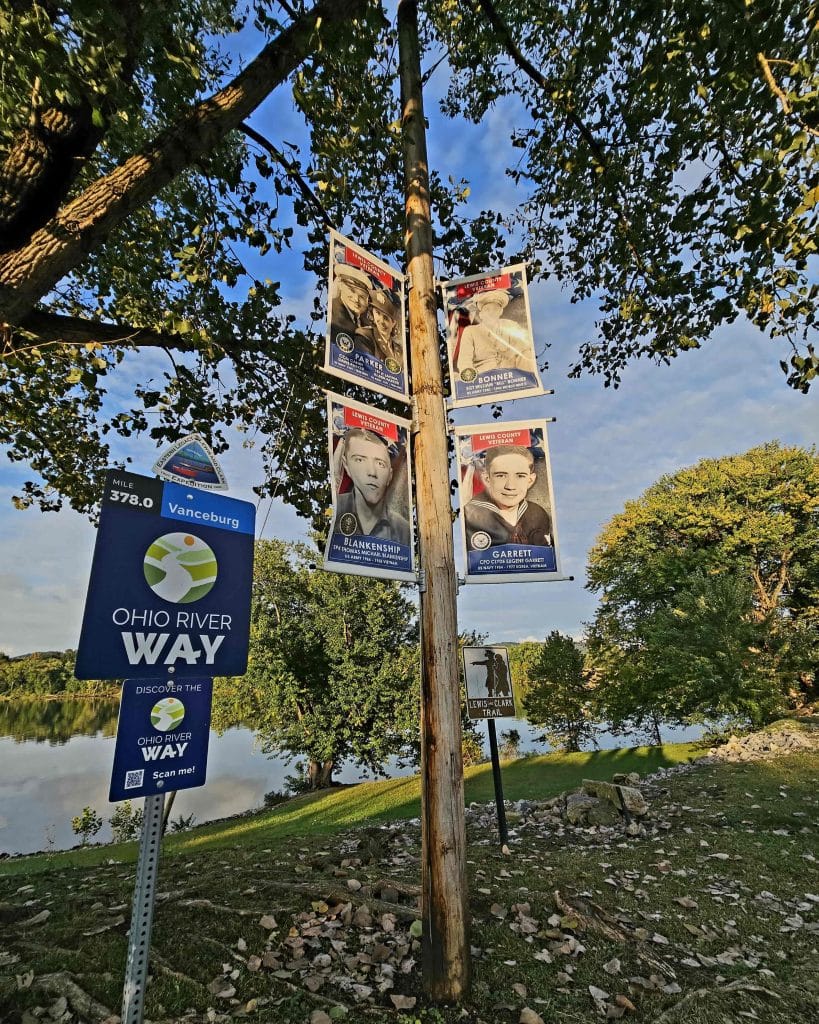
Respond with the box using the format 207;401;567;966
323;229;408;404
323;393;415;582
454;419;560;583
442;264;545;407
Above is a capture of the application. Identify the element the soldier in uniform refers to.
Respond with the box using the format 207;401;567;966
465;445;552;552
354;289;402;370
456;289;536;377
332;428;411;546
330;264;372;350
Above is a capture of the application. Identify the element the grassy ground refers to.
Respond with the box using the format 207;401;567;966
1;742;817;1024
0;743;699;877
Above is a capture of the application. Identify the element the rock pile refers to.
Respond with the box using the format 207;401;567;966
465;771;652;838
710;722;819;762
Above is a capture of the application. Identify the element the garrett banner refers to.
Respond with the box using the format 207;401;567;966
323;393;415;582
454;420;561;583
323;230;408;404
443;264;545;407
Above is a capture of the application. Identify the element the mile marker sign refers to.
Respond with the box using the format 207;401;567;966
76;470;254;679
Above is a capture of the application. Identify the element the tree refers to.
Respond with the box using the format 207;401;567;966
4;2;816;520
587;442;819;729
430;0;819;390
212;539;418;788
0;0;503;520
523;630;596;752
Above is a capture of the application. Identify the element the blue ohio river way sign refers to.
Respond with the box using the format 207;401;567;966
75;470;255;679
110;678;213;801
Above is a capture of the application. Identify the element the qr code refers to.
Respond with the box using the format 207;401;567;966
124;769;144;790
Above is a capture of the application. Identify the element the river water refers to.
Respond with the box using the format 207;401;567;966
0;698;701;855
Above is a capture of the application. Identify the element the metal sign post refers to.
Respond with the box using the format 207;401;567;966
486;719;509;847
121;793;164;1024
73;450;254;1024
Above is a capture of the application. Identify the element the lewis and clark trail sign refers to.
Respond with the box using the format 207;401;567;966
75;469;255;680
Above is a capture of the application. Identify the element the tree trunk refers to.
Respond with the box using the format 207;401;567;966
0;0;367;327
307;759;335;789
650;712;663;746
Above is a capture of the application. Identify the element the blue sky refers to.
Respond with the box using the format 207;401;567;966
1;15;817;657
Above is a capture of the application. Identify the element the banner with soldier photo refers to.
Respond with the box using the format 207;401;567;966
454;419;560;583
323;392;415;582
323;230;409;404
442;264;545;408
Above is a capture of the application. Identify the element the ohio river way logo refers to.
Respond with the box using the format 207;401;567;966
150;696;186;731
143;533;218;603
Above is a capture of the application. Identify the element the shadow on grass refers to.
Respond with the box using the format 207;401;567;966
1;742;700;877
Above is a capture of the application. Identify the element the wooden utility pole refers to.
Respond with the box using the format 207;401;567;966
397;0;471;1001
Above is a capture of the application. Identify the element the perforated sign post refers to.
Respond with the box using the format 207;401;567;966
75;468;255;1024
112;678;214;1024
463;646;516;846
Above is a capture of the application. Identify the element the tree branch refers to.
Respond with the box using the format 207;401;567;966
756;51;819;138
240;122;334;229
3;309;250;360
0;0;367;325
473;0;647;271
473;0;608;168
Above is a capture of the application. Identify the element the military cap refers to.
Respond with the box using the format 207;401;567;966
475;289;511;310
335;263;372;293
369;289;399;320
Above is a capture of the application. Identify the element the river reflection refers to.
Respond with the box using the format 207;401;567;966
0;698;422;856
0;698;701;857
0;698;119;745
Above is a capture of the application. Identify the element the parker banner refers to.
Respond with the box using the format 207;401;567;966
323;393;415;582
324;230;408;404
75;470;255;679
454;420;561;583
443;264;545;407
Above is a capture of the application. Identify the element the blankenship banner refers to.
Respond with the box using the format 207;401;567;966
443;264;545;407
454;419;560;583
323;230;408;404
323;393;415;582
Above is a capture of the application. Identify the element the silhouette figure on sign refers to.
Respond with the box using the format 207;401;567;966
470;649;496;698
493;652;510;697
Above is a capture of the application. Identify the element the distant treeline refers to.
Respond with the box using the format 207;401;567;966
0;650;117;698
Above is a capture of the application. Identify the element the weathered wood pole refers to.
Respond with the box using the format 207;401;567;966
397;0;471;1001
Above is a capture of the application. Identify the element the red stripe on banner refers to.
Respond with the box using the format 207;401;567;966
470;428;531;451
454;273;512;300
344;247;395;289
343;406;400;441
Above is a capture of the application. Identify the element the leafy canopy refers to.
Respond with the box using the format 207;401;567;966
586;441;819;728
430;0;819;389
522;630;596;752
1;1;817;521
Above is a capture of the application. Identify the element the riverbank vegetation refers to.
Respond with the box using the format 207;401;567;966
0;651;115;700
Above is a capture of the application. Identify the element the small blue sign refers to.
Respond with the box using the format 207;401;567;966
110;678;212;801
75;470;255;680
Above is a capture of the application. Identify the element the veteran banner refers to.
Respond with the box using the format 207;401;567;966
443;264;545;408
454;420;560;583
323;393;415;582
324;230;408;404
